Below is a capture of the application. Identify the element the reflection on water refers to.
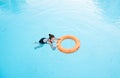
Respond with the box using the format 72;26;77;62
96;0;120;22
0;0;26;13
97;0;120;29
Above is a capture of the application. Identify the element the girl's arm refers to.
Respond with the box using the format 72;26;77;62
47;41;56;50
55;37;61;40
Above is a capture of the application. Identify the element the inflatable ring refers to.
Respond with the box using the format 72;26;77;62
57;35;80;53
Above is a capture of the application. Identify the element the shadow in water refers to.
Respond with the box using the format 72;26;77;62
0;0;26;13
0;27;6;32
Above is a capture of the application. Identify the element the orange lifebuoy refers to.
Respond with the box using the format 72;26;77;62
57;35;80;53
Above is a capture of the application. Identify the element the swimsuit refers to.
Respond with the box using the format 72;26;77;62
39;38;53;44
39;38;47;44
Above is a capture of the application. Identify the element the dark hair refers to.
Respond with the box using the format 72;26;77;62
49;34;55;39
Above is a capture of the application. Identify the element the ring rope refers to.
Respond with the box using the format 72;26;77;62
57;35;80;53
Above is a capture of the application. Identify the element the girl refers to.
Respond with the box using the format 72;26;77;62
34;34;59;50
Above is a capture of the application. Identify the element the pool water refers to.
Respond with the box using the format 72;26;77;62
0;0;120;78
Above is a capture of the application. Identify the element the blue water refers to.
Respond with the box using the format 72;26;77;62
0;0;120;78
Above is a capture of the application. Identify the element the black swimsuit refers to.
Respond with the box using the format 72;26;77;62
39;38;47;44
39;37;53;44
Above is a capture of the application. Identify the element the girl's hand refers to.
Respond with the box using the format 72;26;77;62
52;46;56;50
57;38;61;40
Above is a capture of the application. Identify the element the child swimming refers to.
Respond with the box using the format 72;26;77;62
34;34;60;50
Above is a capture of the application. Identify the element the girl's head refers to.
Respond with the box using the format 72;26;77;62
49;34;55;39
